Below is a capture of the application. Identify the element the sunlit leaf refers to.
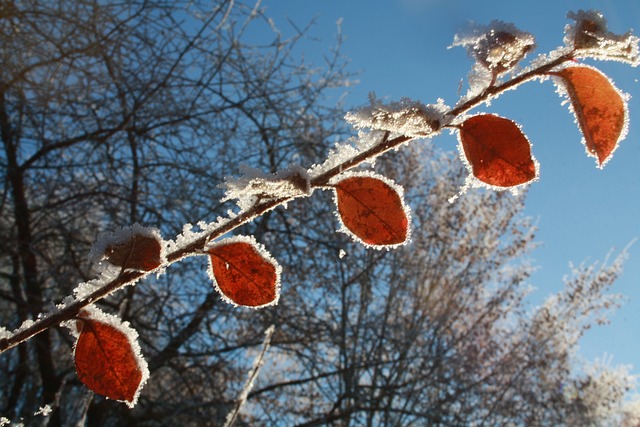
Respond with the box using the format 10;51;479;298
74;314;146;407
208;237;280;308
459;114;537;188
333;174;410;247
554;66;627;167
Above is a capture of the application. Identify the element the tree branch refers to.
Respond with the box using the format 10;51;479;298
0;48;577;355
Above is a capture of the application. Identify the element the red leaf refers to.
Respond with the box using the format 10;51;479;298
333;174;409;247
208;238;280;308
554;66;627;167
105;234;162;271
459;114;537;188
74;315;145;406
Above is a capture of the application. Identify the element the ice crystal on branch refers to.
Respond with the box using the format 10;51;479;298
345;94;444;137
452;20;535;75
565;10;640;66
221;164;311;210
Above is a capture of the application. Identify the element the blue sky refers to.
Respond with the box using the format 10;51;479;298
258;0;640;382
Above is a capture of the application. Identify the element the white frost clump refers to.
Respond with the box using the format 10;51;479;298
310;95;449;181
308;131;381;180
451;20;535;103
345;93;445;137
0;326;10;340
565;10;640;66
72;268;125;300
34;405;52;417
12;319;35;336
166;217;233;258
451;20;535;74
221;164;311;211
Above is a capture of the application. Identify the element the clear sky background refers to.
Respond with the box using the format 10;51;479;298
257;0;640;386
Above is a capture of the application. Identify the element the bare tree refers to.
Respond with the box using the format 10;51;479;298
0;0;351;424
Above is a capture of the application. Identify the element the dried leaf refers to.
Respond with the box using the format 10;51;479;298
554;66;627;167
208;238;280;308
334;174;409;247
105;234;162;271
565;10;639;65
459;114;537;187
74;316;145;406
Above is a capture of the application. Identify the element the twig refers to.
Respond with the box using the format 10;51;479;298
0;50;575;354
223;325;275;427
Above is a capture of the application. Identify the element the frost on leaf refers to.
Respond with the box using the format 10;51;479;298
452;20;535;75
208;236;281;308
565;10;640;66
90;224;164;272
73;308;149;407
459;114;538;188
221;164;310;211
344;94;443;137
552;66;628;167
332;172;410;248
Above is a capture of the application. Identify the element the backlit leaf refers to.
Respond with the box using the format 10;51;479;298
554;66;627;167
333;173;410;247
105;234;163;271
459;114;537;188
74;313;146;407
208;237;280;308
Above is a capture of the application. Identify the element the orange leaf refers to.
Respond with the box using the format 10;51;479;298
105;234;162;271
208;238;280;308
459;114;537;188
333;174;409;247
74;316;145;406
554;66;627;167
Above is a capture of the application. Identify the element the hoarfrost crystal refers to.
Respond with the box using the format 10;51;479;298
345;93;445;137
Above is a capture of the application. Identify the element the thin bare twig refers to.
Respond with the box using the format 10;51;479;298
223;325;275;427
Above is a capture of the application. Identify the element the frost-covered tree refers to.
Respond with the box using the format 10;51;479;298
1;2;639;427
240;145;636;427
